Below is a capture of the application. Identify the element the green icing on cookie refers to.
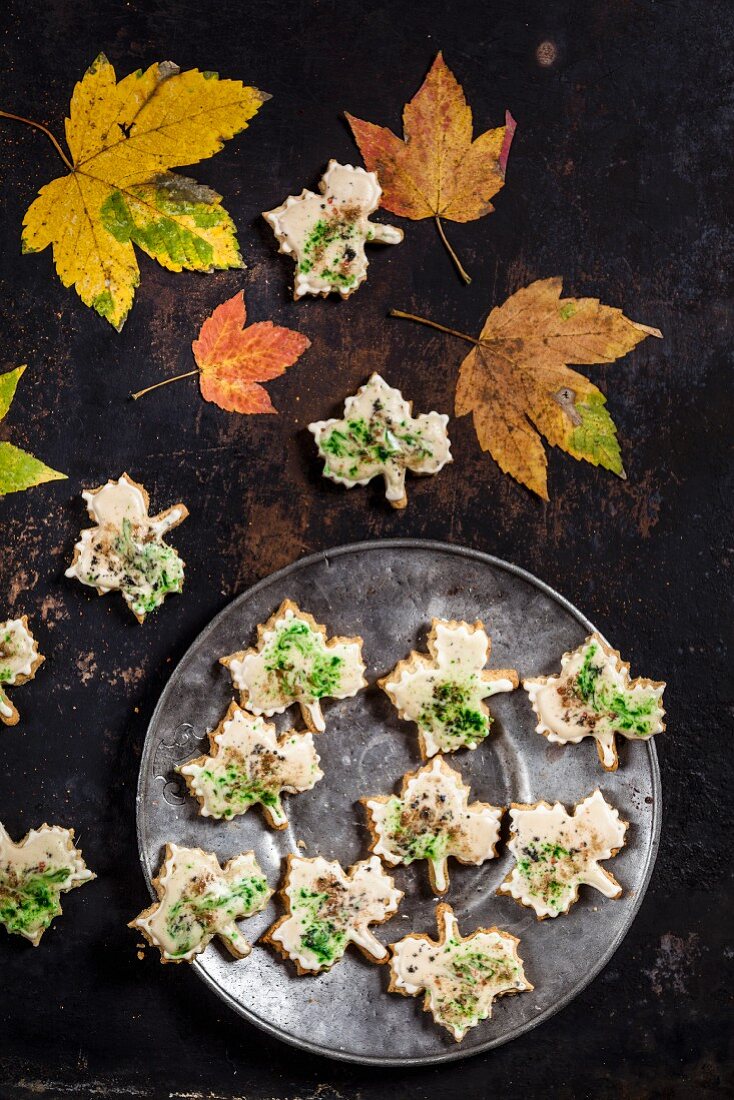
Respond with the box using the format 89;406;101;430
164;874;269;957
383;797;450;864
264;620;345;699
0;865;71;939
575;642;659;736
515;841;577;912
418;680;489;748
292;885;347;967
200;765;281;820
113;518;185;618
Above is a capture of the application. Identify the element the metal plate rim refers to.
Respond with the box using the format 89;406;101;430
135;538;662;1067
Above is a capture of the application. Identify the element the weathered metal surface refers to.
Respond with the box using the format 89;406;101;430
137;542;660;1064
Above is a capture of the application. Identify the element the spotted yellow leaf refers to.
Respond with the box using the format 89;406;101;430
394;277;662;499
17;55;269;329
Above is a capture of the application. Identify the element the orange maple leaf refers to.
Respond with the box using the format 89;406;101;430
346;53;515;283
192;292;310;413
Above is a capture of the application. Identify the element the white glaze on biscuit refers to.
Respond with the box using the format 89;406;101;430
267;854;402;973
65;474;188;622
524;634;665;770
221;601;366;732
130;844;271;963
177;704;322;828
264;161;403;299
0;822;95;945
381;619;517;755
390;904;532;1041
498;790;627;918
309;374;452;509
364;756;503;895
0;618;42;722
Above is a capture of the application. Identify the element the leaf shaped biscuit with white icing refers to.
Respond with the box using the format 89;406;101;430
0;617;44;726
264;854;402;973
497;790;627;919
524;633;666;770
309;374;452;509
0;822;95;945
65;473;188;622
389;903;532;1041
129;844;272;963
380;618;517;754
363;756;503;895
177;703;323;828
263;161;403;298
220;599;366;732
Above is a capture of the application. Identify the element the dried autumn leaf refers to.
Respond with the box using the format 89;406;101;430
132;291;311;413
0;366;66;496
7;55;269;329
346;52;515;283
192;291;311;413
393;277;662;500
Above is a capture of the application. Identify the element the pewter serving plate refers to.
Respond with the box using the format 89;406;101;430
136;540;660;1066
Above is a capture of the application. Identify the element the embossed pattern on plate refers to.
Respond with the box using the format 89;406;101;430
136;541;661;1065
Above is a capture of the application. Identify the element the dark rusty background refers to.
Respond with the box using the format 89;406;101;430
0;0;731;1097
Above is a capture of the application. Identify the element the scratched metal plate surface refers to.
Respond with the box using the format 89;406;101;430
135;540;660;1066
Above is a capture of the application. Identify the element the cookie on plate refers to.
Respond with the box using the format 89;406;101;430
220;599;366;733
380;618;517;755
263;160;403;299
309;373;452;509
362;756;503;895
497;789;628;919
0;616;44;726
389;903;532;1041
524;633;666;770
264;854;402;973
65;473;188;622
0;822;95;945
130;844;272;963
177;702;323;828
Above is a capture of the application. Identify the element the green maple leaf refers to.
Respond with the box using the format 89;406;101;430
0;366;66;495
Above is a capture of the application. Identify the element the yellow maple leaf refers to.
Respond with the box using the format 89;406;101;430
9;55;269;329
393;277;662;500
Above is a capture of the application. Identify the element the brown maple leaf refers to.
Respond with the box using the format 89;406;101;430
392;277;662;499
346;52;515;283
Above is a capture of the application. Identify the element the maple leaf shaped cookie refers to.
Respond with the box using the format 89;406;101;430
347;53;516;283
309;374;452;509
380;618;518;755
0;822;95;945
389;903;532;1041
177;702;323;828
65;473;188;622
263;161;403;299
130;843;272;963
498;790;627;919
264;854;402;973
524;634;666;770
0;617;44;726
363;756;503;895
220;600;366;733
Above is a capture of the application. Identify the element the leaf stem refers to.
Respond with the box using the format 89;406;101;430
0;110;73;171
435;216;471;285
389;310;479;347
130;370;199;401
